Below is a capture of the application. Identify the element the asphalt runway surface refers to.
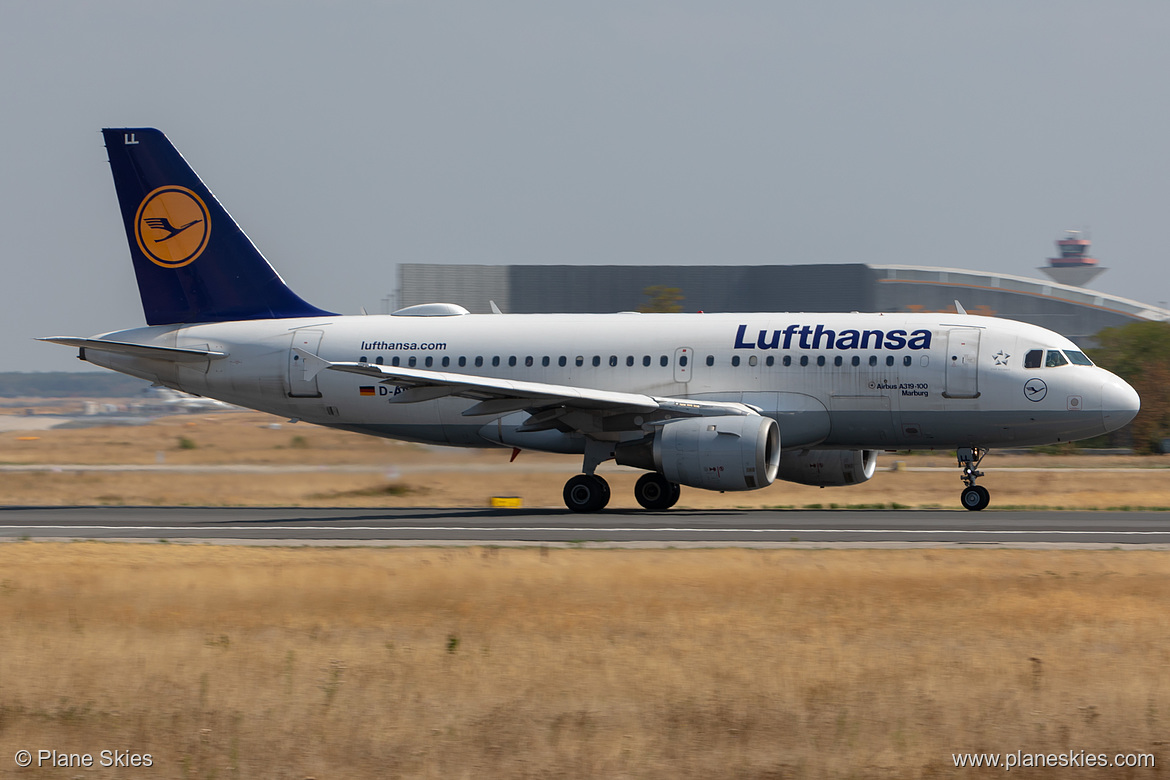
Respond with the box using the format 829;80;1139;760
1;506;1169;546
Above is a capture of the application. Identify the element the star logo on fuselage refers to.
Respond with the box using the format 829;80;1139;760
993;350;1010;366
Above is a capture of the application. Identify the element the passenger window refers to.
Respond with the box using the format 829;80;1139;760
442;356;450;367
748;355;758;366
800;356;809;367
1046;350;1068;367
375;356;383;365
660;355;669;367
706;355;714;367
541;356;550;367
508;356;517;367
642;355;651;367
408;356;417;368
679;355;688;367
766;355;774;367
834;356;843;367
492;356;500;367
359;356;368;363
852;356;861;367
592;356;601;367
558;356;567;367
575;356;584;367
732;356;741;367
627;356;634;367
525;356;534;367
903;355;912;367
1064;350;1093;366
886;355;895;367
816;355;825;367
1024;350;1042;369
425;356;433;368
474;356;483;367
458;356;466;367
868;355;877;366
392;356;401;367
783;355;792;367
609;355;618;367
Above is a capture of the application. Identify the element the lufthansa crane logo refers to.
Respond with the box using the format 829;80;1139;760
134;186;211;268
1024;378;1048;402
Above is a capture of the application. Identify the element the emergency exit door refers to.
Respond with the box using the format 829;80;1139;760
287;329;324;397
943;328;981;399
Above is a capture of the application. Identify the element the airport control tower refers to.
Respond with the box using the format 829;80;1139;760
1039;230;1107;287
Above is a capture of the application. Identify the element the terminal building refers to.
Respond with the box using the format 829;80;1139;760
397;236;1168;347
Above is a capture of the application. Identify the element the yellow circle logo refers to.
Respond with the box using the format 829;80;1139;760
134;186;211;268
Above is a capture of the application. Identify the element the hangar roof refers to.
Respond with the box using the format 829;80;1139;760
871;265;1170;322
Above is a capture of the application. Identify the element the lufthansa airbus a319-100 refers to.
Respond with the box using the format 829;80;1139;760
43;129;1140;512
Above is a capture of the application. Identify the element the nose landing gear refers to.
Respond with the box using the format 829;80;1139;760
957;447;990;511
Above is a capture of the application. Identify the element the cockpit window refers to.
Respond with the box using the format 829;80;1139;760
1024;349;1043;369
1063;350;1093;366
1045;350;1069;367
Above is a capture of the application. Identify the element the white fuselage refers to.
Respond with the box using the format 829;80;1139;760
82;311;1138;454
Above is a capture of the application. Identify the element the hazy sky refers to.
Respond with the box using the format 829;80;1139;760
4;1;1169;372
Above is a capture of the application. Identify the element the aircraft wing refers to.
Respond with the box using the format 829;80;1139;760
295;349;757;422
38;337;228;363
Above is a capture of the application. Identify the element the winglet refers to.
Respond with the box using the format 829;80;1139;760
954;300;968;316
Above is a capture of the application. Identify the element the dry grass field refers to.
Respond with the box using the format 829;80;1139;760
1;410;1169;510
1;544;1167;779
1;411;1168;777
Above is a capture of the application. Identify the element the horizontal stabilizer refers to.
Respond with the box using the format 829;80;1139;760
38;337;228;363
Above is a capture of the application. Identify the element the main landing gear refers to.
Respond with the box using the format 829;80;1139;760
957;446;990;511
563;474;611;513
561;472;682;513
633;472;681;511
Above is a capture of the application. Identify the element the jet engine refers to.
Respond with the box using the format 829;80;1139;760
775;449;878;487
615;415;780;491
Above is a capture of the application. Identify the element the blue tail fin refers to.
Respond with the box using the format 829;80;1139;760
102;128;334;325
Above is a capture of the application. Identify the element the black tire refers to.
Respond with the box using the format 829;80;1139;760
961;485;990;511
634;472;681;511
564;474;610;513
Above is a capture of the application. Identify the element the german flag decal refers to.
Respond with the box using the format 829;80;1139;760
359;386;376;396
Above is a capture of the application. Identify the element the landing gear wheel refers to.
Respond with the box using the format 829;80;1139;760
961;484;990;511
634;473;681;511
956;447;990;511
563;474;611;513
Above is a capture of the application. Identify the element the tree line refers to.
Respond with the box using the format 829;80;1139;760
0;372;148;398
1090;321;1170;453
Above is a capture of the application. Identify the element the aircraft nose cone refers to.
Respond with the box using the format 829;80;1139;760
1101;376;1140;433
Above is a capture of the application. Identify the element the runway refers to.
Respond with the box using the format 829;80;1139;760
1;506;1169;546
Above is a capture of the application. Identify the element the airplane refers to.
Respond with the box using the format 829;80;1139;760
42;128;1140;512
136;386;236;414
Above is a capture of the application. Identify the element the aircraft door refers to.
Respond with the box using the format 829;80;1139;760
288;329;324;397
943;328;981;399
674;347;693;383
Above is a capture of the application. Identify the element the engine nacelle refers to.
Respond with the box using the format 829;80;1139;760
615;415;780;491
775;449;878;487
